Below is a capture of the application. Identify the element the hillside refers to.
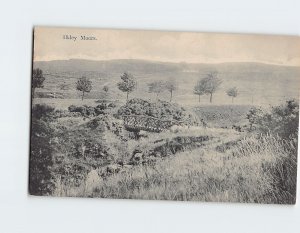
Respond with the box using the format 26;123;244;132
33;59;300;106
34;59;300;74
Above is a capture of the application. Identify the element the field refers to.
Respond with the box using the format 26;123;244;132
34;60;300;107
29;59;299;204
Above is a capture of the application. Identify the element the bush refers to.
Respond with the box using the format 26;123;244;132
85;115;125;138
68;103;116;117
31;103;125;195
49;114;129;192
32;104;55;120
94;104;107;115
95;99;117;108
29;118;55;195
247;100;299;140
68;105;89;116
117;98;199;125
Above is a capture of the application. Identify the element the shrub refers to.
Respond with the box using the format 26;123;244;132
29;118;55;195
247;100;299;140
56;163;89;187
68;105;88;116
68;105;77;112
32;104;55;120
68;105;94;117
85;106;95;116
94;104;107;115
85;115;125;138
117;98;199;125
30;104;59;195
68;103;116;117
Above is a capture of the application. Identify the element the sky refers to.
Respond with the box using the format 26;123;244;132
34;27;300;66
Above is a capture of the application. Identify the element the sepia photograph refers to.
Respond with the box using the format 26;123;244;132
30;26;299;204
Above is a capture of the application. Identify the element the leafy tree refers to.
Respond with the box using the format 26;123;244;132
32;68;45;98
194;79;206;103
76;76;92;101
226;87;238;103
148;80;166;100
165;79;177;102
117;73;136;101
201;72;222;103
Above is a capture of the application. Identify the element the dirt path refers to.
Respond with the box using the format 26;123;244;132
99;127;243;178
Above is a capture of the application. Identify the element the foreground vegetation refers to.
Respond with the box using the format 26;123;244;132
90;134;296;204
29;98;298;204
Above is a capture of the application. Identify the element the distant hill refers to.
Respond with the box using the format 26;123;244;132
34;59;300;75
34;59;182;74
33;59;299;106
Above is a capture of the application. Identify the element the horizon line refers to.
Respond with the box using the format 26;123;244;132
33;58;300;67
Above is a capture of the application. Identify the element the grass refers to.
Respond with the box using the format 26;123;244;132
88;134;296;204
33;97;297;204
53;127;296;204
193;105;253;128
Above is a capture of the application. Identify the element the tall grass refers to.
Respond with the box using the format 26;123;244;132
88;134;296;204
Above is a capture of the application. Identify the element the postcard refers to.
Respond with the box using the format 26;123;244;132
30;27;299;204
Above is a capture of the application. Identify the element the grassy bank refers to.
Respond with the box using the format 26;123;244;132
90;134;296;204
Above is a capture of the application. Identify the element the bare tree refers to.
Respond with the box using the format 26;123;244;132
117;72;136;101
226;87;238;103
32;68;45;98
165;79;177;102
76;76;92;101
148;80;166;100
201;72;222;103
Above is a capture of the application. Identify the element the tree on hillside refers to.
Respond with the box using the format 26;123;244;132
148;80;166;100
165;79;177;102
32;68;45;98
201;72;222;103
193;79;206;103
226;87;238;103
76;76;92;101
117;72;136;101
